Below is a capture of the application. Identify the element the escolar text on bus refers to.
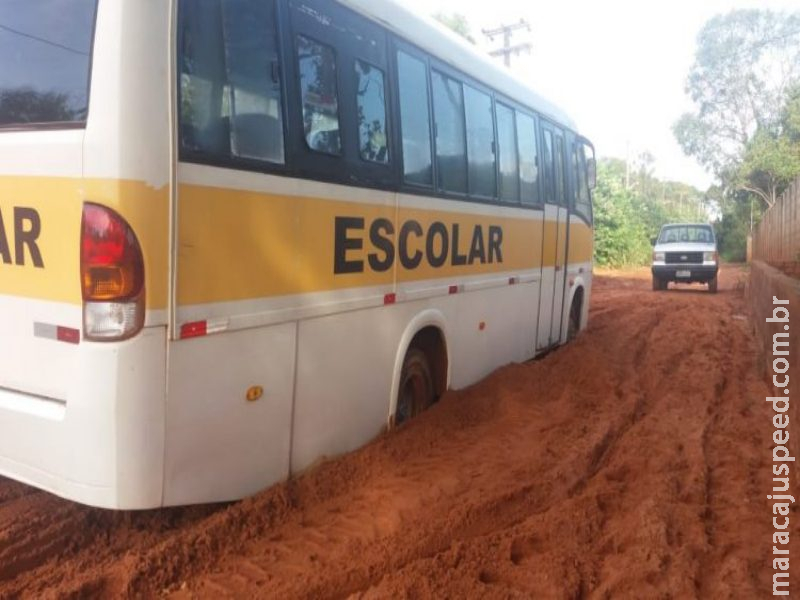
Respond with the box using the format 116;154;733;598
0;206;44;268
334;216;503;274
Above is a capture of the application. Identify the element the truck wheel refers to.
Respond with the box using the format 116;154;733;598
395;349;435;426
652;276;662;291
708;276;718;293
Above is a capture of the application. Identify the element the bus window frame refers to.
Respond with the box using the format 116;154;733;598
572;138;594;226
177;0;293;177
540;122;555;205
175;0;587;210
553;129;567;208
337;4;396;188
287;0;395;189
515;109;543;209
495;100;521;205
296;33;344;157
287;1;346;181
463;82;498;203
492;93;545;210
392;39;435;193
430;64;469;200
354;58;391;166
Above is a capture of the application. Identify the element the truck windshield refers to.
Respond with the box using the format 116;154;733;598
658;225;714;244
0;0;97;128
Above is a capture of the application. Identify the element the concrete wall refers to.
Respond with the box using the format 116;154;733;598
749;260;800;499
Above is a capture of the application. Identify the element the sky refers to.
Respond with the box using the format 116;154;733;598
403;0;800;191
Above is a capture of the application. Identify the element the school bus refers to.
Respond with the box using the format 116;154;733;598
0;0;595;508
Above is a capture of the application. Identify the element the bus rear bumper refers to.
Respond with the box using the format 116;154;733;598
0;327;167;509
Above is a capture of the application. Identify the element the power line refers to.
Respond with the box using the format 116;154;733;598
0;23;88;56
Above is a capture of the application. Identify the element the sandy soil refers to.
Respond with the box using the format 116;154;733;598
1;265;796;598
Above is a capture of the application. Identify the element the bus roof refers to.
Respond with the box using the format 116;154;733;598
340;0;579;133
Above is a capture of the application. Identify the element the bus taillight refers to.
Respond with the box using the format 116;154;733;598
80;203;145;341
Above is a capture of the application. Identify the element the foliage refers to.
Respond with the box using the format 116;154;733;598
786;86;800;140
0;88;75;124
674;9;800;207
432;12;476;44
593;158;707;267
593;160;648;266
712;187;763;262
736;127;800;206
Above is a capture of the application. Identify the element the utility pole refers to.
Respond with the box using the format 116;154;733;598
482;19;532;68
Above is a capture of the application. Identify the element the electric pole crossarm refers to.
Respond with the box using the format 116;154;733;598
482;19;532;68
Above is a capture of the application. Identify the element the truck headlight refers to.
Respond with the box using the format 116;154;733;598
703;251;717;263
653;251;665;262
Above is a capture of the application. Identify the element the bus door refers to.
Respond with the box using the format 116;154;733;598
537;124;569;349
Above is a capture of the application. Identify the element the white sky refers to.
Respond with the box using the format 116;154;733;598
403;0;800;190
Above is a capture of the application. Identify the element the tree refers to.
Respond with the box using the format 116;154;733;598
432;12;476;44
674;9;800;207
593;159;649;266
710;185;763;262
786;86;800;140
0;88;75;125
734;85;800;206
592;158;707;267
736;129;800;207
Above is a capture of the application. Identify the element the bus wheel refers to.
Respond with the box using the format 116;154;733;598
567;288;584;341
567;297;581;341
395;348;435;426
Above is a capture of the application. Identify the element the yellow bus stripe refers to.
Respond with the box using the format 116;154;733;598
177;184;593;305
0;177;169;309
0;177;591;308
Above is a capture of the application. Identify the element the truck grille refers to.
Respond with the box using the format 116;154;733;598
665;251;703;264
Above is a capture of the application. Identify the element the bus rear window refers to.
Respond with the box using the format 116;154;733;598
0;0;97;128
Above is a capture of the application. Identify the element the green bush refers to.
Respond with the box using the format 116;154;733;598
592;159;706;267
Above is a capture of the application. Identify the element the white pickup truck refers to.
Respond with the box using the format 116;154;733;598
651;224;719;293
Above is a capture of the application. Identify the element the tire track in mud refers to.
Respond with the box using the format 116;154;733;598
0;266;785;598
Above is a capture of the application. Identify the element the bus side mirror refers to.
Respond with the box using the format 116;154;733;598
587;157;596;190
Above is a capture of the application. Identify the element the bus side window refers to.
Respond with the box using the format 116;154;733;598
554;133;566;207
542;129;554;203
464;85;496;199
574;144;592;223
179;0;286;164
432;70;467;194
297;35;341;155
397;51;433;187
355;60;389;164
179;0;229;158
224;0;286;163
496;103;520;203
517;112;539;206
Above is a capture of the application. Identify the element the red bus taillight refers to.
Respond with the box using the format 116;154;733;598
80;203;145;341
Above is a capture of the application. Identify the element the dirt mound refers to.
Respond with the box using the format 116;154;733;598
0;266;792;597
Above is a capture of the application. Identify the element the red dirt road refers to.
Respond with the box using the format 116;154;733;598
0;266;796;598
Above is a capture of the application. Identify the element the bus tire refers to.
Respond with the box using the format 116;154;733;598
395;348;435;426
567;290;583;341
